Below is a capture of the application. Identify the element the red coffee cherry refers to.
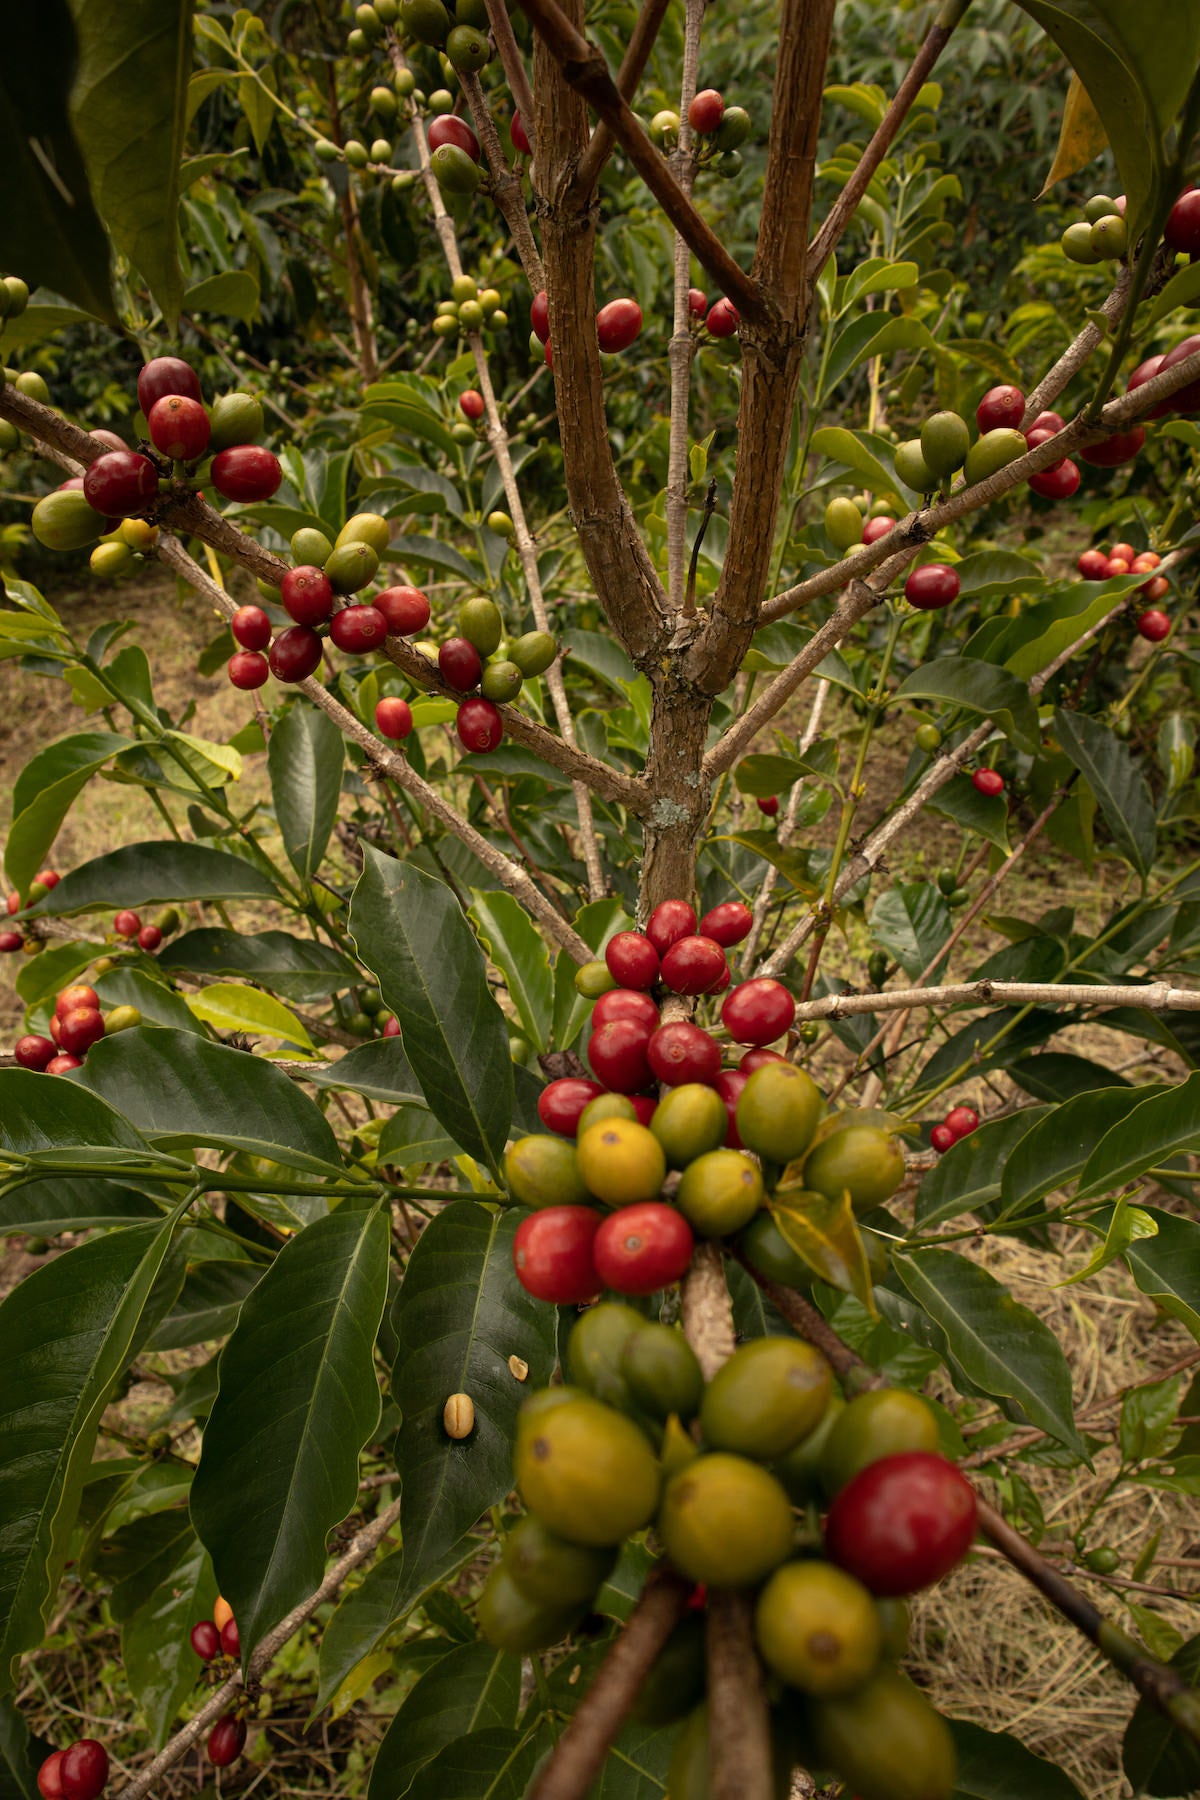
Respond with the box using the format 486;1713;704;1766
330;604;388;653
148;395;210;462
375;586;430;635
59;1739;110;1800
645;899;697;955
605;931;660;991
57;985;99;1017
35;870;61;890
739;1046;786;1074
697;901;753;947
1110;539;1136;564
706;298;739;338
659;935;726;995
629;1094;658;1127
943;1105;979;1140
592;987;660;1032
37;1752;65;1799
930;1122;957;1154
721;977;796;1046
1127;353;1165;408
972;768;1005;798
229;649;270;690
1080;427;1145;467
1028;458;1081;499
428;114;480;160
269;624;323;683
439;637;483;691
593;1202;694;1295
113;909;141;938
46;1055;84;1074
596;298;643;354
824;1451;978;1596
713;1069;747;1147
688;287;708;317
375;696;414;739
383;1015;401;1037
220;1616;241;1657
512;1205;602;1303
138;925;163;952
974;385;1024;433
456;697;504;752
531;289;550;344
756;795;779;816
190;1619;221;1660
537;1076;605;1137
511;111;531;154
1156;333;1200;415
281;565;335;626
1164;187;1200;255
646;1021;721;1087
15;1034;56;1071
58;1006;106;1056
231;604;272;649
1030;409;1066;434
904;563;960;611
1137;608;1171;642
459;390;485;420
544;341;554;368
5;893;22;914
588;1019;655;1093
83;451;158;518
688;89;725;134
137;357;202;415
0;930;24;953
1076;549;1111;581
211;445;282;502
206;1715;247;1770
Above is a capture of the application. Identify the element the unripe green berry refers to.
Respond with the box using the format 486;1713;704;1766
1061;221;1102;264
451;274;478;303
914;722;942;753
713;106;751;151
433;314;460;338
394;67;416;96
479;287;501;315
428;89;455;113
370;85;399;121
489;309;508;329
314;137;340;161
458;300;485;330
14;370;49;403
370;138;394;164
1090;214;1127;259
486;510;516;539
650;110;680;148
347;27;369;52
1083;194;1115;223
375;0;399;19
344;139;370;168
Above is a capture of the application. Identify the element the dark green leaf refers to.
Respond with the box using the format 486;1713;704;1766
159;927;359;1001
911;1009;1061;1096
147;1259;262;1350
0;1691;44;1800
377;1106;462;1168
1000;1083;1164;1216
0;1068;149;1156
268;704;344;881
368;1643;520;1800
1075;1071;1200;1199
184;269;258;321
915;1108;1049;1227
950;1719;1083;1796
470;891;553;1053
925;774;1011;852
403;1728;544;1800
5;732;130;896
0;1176;160;1237
94;971;207;1035
552;899;627;1054
1009;1053;1131;1103
121;1529;215;1748
954;553;1047;602
14;942;99;1009
303;1039;425;1106
26;842;279;916
1122;1633;1200;1795
869;882;951;978
894;658;1039;754
315;1535;476;1713
1122;1208;1200;1338
1054;709;1156;879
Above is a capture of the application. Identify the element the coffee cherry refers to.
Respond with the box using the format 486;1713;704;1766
914;722;942;754
209;391;265;451
530;289;550;344
1164;187;1200;254
138;357;202;414
375;696;413;739
83;451;158;518
943;1104;979;1140
229;604;270;650
605;931;660;990
513;1205;602;1302
373;586;430;637
1110;539;1136;564
148;395;210;461
59;1740;109;1800
220;1616;240;1656
456;696;503;752
15;1034;56;1071
46;1054;83;1073
930;1122;957;1154
647;1021;722;1087
687;88;725;134
37;1753;65;1799
211;445;282;502
972;768;1004;797
722;977;795;1047
1080;427;1145;467
1132;606;1171;644
588;1018;655;1093
660;935;726;995
920;410;970;478
269;625;323;683
825;1451;977;1596
593;987;660;1031
229;650;270;690
0;930;23;953
594;1202;693;1294
459;389;485;420
56;985;99;1017
281;566;334;626
904;563;960;611
688;287;707;317
190;1618;221;1660
330;604;388;652
537;1076;605;1137
645;899;697;955
596;298;643;353
206;1715;247;1769
705;298;739;338
113;909;141;938
58;1006;105;1055
1157;332;1200;415
1076;549;1110;580
429;113;482;159
439;637;483;692
756;794;779;816
138;925;163;952
510;110;532;154
1028;458;1081;499
975;384;1024;433
736;1062;822;1165
697;900;753;946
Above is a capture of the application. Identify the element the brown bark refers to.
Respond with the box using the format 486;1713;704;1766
638;681;715;913
706;1591;775;1800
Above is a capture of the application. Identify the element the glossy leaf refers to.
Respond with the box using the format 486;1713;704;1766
4;732;130;896
13;941;99;1009
121;1529;216;1748
377;1106;462;1168
1054;708;1156;879
1122;1633;1200;1795
1075;1070;1200;1198
1009;1052;1131;1103
895;658;1039;755
403;1728;544;1800
304;1039;425;1106
925;774;1011;852
0;1068;150;1157
915;1108;1049;1227
812;425;904;502
869;882;951;979
349;849;513;1174
315;1535;476;1714
184;269;259;320
389;1202;556;1602
911;1008;1060;1095
368;1643;520;1800
1057;1196;1159;1286
892;1247;1085;1456
159;927;359;1001
470;890;553;1053
190;1204;389;1653
184;983;315;1051
1121;1208;1200;1338
26;842;279;916
94;971;207;1035
951;1719;1083;1796
268;703;344;880
999;1084;1162;1216
148;1259;263;1350
0;1176;161;1237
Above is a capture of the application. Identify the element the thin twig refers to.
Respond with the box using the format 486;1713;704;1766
740;678;830;970
790;979;1200;1023
664;0;705;612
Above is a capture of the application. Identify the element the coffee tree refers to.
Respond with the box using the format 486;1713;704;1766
2;0;1200;1794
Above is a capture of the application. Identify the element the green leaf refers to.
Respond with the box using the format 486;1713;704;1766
184;269;259;321
4;731;130;896
999;1083;1164;1216
0;1068;150;1156
303;1039;425;1106
0;1176;160;1237
1123;1633;1200;1796
0;1691;44;1799
14;941;103;1009
349;849;513;1175
951;1719;1083;1796
954;553;1046;602
159;927;358;1002
892;1247;1085;1456
732;742;839;798
925;774;1011;852
190;1204;389;1654
378;1105;464;1168
91;970;206;1035
869;882;951;979
26;842;279;916
1122;1208;1200;1338
1074;1071;1200;1198
314;1535;475;1713
121;1528;215;1748
470;891;553;1053
67;0;194;324
824;315;938;396
915;1108;1050;1227
148;1259;262;1350
268;704;344;880
184;983;315;1051
390;1202;556;1602
368;1643;520;1800
402;1728;544;1800
1054;707;1156;879
0;3;116;322
721;832;822;899
0;1221;182;1691
894;658;1039;755
1058;1196;1159;1285
1120;1372;1182;1464
552;898;628;1054
812;426;903;503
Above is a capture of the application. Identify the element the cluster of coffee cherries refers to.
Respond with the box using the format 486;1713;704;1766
528;286;644;369
488;1302;973;1800
11;978;140;1076
36;1740;109;1800
1076;539;1172;641
1060;191;1128;266
427;595;558;753
0;866;62;955
928;1103;979;1156
189;1597;249;1767
648;86;752;181
431;270;509;347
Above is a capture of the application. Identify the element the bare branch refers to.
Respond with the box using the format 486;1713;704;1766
1021;268;1134;426
459;67;546;292
706;1591;774;1800
575;0;674;194
792;978;1200;1023
665;0;705;611
483;0;536;151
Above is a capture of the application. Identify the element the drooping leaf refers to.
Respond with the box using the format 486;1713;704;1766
893;658;1039;755
190;1204;389;1654
771;1187;877;1312
183;269;259;321
1056;1196;1159;1286
951;1718;1084;1796
26;842;279;916
1121;1208;1200;1339
0;1068;151;1157
470;891;553;1053
268;703;344;881
368;1643;521;1800
1054;708;1156;879
303;1039;425;1106
1037;71;1109;197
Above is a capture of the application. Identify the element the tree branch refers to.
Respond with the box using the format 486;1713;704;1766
790;978;1200;1023
706;1591;774;1800
680;1239;737;1379
575;0;674;194
483;0;536;153
664;0;705;612
458;67;546;292
740;678;830;969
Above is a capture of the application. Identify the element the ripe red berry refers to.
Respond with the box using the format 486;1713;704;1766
206;1715;247;1770
190;1619;221;1660
375;696;414;739
58;1006;105;1056
56;985;98;1018
688;88;725;134
83;450;159;518
46;1054;83;1074
531;289;550;344
34;869;61;890
544;341;554;368
211;445;282;503
1141;576;1169;600
439;637;483;691
592;987;660;1032
706;298;739;338
972;768;1005;798
113;909;141;938
739;1047;787;1074
330;604;388;653
138;924;163;952
1110;540;1136;565
605;931;660;991
138;357;202;416
383;1015;401;1036
660;935;727;996
688;287;708;318
593;1202;694;1295
428;115;480;160
459;389;485;420
269;624;323;684
1165;188;1200;255
629;1094;658;1127
281;565;335;626
589;1018;655;1092
220;1616;240;1657
824;1452;978;1596
713;1069;747;1146
511;111;531;154
537;1076;605;1137
456;697;504;752
1127;352;1165;408
646;1021;721;1087
974;385;1024;433
0;930;22;953
1137;608;1171;642
1155;333;1200;415
513;1205;602;1303
943;1105;979;1140
7;890;27;913
756;795;779;816
860;514;893;545
697;901;754;947
1030;409;1066;434
1028;458;1080;499
930;1122;957;1154
1076;549;1111;581
229;650;270;690
722;976;796;1047
15;1034;56;1071
59;1739;110;1800
37;1752;65;1799
904;563;960;611
596;298;643;354
1080;427;1145;467
231;604;272;649
148;394;210;461
375;586;430;635
645;899;697;955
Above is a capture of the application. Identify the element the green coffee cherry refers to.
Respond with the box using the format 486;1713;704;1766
3;278;30;317
14;371;49;403
446;23;490;68
433;315;460;339
1083;194;1115;223
1090;214;1127;259
355;3;384;37
935;869;957;896
344;140;370;169
486;510;516;539
481;659;524;703
1061;221;1102;264
154;906;181;935
32;489;104;551
868;950;888;988
714;107;751;151
459;595;504;656
431;143;482;196
400;0;452;45
715;150;743;179
105;1005;142;1034
489;309;508;329
508;630;556;676
370;138;394;164
292;526;335;564
394;67;416;96
324;541;380;593
0;419;20;453
375;0;399;19
314;137;340;161
451;274;478;304
947;887;970;909
428;88;455;113
824;496;863;550
914;722;942;754
370;85;399;122
894;437;935;493
963;427;1026;485
919;410;970;478
650;110;680;148
574;959;616;999
452;420;476;443
90;540;134;579
209;391;264;452
336;512;391;554
458;300;485;331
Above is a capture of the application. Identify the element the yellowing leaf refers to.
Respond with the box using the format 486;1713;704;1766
1038;73;1109;197
186;983;315;1051
770;1186;878;1315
